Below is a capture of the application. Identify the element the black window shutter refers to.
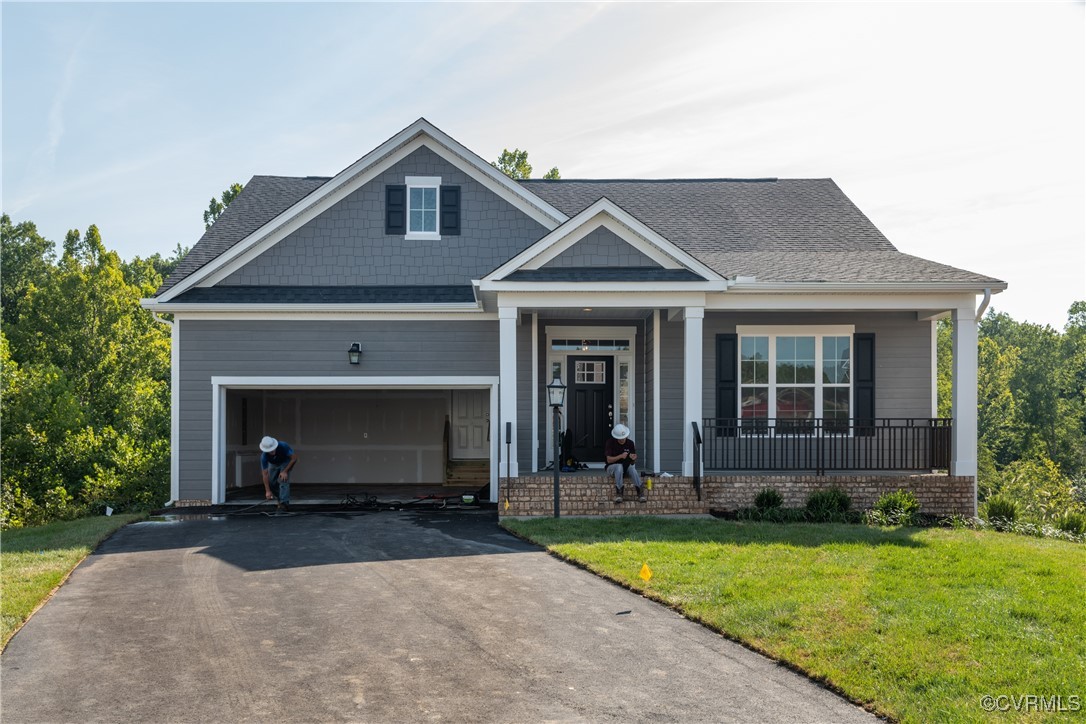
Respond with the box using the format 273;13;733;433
715;334;738;437
854;333;876;437
440;186;460;235
385;185;406;235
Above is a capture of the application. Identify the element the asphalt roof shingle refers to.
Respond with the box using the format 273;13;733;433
155;173;1004;296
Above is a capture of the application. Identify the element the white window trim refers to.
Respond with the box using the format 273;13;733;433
405;175;441;239
735;325;855;427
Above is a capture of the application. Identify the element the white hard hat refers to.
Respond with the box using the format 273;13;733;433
259;436;278;453
611;424;630;440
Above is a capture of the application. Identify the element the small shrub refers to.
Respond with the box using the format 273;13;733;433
737;506;807;523
1053;511;1086;536
870;489;921;527
983;495;1018;530
753;487;784;510
806;487;852;522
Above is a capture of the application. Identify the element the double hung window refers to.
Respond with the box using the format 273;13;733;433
406;176;440;238
737;326;853;432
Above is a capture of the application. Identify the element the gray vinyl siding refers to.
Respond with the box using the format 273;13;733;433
700;311;934;419
659;316;685;473
177;318;498;500
541;227;659;268
516;316;533;467
634;314;651;473
219;146;547;287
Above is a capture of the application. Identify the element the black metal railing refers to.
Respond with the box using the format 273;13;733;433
701;418;952;474
691;421;703;500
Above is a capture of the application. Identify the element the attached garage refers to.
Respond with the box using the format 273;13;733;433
211;377;498;503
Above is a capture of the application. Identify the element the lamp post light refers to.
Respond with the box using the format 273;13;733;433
547;374;567;519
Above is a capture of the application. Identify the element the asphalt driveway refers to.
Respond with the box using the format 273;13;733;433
1;510;875;723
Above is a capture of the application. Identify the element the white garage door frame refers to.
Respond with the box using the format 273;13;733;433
210;376;500;504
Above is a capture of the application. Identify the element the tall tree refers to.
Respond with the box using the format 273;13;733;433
1;214;56;328
203;182;244;230
492;149;560;180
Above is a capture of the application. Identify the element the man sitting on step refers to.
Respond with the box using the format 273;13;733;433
605;424;645;504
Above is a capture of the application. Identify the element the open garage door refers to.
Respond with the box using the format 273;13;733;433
214;379;498;503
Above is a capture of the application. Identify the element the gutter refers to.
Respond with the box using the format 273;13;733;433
975;288;992;323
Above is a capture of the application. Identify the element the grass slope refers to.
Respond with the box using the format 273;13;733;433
503;518;1086;723
2;514;142;649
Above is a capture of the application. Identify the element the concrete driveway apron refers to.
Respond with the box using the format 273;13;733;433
1;511;876;723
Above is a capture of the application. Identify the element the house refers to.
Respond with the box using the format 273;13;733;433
141;118;1005;516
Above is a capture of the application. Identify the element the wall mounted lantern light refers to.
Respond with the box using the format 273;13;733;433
347;342;362;365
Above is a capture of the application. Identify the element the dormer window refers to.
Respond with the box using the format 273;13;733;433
386;177;460;238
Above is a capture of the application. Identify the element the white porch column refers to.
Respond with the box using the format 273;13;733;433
682;307;705;476
499;306;519;478
950;306;978;481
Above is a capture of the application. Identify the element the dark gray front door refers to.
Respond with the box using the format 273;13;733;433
567;356;614;463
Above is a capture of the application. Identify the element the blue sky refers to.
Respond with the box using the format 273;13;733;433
3;2;1083;328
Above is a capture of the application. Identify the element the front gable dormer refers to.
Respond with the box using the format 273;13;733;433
478;197;726;291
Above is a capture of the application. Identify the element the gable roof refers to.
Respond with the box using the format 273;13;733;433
154;118;567;299
520;178;1005;288
152;123;1005;300
158;175;329;293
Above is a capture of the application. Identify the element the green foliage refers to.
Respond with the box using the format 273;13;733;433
938;303;1086;524
753;487;783;509
492;148;561;180
1053;511;1086;536
203;182;244;230
992;452;1083;522
805;487;852;521
0;216;171;528
736;506;808;523
982;494;1019;527
1;214;55;328
869;489;921;526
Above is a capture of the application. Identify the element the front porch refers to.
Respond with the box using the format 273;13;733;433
500;472;975;518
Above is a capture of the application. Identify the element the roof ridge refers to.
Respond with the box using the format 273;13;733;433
519;178;786;184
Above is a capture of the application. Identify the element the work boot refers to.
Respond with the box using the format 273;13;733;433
614;486;623;504
638;488;647;503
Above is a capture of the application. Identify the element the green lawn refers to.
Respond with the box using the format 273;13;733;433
2;514;142;649
502;517;1086;723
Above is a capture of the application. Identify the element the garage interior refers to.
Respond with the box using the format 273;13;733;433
223;388;491;501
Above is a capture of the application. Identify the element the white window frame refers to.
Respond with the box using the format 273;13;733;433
405;175;441;240
735;325;855;430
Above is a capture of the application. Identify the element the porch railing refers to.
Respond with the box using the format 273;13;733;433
701;418;952;474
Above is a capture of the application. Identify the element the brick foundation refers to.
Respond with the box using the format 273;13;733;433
500;474;975;518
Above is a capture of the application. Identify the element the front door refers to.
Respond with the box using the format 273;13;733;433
451;390;489;459
567;356;614;463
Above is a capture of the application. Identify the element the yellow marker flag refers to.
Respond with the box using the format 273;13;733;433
504;498;510;511
639;563;653;581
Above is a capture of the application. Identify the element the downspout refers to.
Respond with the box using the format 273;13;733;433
149;310;178;507
975;288;991;323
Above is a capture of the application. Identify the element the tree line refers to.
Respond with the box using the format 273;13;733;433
1;166;1082;527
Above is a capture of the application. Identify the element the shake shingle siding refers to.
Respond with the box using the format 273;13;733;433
216;147;546;288
541;226;659;268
